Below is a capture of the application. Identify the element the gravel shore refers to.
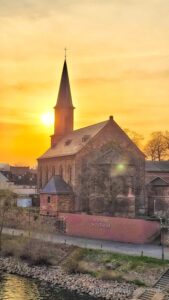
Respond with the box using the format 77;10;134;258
0;257;136;299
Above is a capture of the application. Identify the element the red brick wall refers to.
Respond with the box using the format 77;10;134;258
59;213;160;244
40;194;59;216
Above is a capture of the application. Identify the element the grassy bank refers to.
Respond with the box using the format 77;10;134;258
0;234;73;266
1;234;169;287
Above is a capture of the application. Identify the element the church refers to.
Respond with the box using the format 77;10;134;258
37;59;146;218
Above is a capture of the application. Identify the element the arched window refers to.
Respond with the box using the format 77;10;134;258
68;165;72;184
39;166;42;188
52;166;55;176
45;166;48;183
59;165;63;177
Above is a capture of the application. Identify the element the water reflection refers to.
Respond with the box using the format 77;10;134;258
0;273;95;300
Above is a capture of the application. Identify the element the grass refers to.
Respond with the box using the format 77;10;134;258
69;248;169;286
1;234;169;287
84;248;169;267
0;234;73;266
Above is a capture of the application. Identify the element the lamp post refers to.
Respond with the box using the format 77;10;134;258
159;216;169;261
153;199;156;216
159;217;164;260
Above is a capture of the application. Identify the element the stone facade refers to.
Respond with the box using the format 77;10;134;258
38;156;75;190
74;118;145;216
146;161;169;217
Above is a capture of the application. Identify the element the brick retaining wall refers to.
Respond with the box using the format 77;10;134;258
59;213;160;244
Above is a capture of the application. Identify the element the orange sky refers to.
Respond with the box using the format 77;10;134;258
1;0;169;167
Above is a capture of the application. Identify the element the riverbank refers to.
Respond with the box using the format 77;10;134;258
1;234;169;299
0;256;135;299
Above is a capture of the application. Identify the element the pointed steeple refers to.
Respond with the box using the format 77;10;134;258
55;59;73;108
51;59;75;147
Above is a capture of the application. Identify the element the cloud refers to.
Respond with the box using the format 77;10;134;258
74;68;169;86
122;69;169;80
0;0;78;19
0;80;55;94
1;0;167;20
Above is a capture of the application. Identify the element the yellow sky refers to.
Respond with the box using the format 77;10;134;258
1;0;169;166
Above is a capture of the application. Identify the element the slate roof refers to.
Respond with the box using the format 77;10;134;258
146;161;169;172
39;120;108;159
0;171;9;183
41;175;73;195
148;176;169;186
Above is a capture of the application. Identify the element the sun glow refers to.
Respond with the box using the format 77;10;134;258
41;112;54;127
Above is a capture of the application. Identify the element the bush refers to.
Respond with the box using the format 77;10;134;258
19;239;52;266
62;247;85;274
1;237;23;257
98;270;122;281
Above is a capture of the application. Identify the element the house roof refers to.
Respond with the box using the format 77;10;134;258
148;176;169;186
146;161;169;172
41;175;73;195
39;120;108;159
0;171;9;183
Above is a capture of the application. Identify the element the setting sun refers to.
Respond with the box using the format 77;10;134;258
41;112;54;127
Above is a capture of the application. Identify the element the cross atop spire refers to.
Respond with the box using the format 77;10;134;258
64;47;67;60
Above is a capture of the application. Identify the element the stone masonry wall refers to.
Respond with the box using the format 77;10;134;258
37;156;75;190
74;120;146;216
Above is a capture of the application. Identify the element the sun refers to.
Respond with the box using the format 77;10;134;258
41;112;54;127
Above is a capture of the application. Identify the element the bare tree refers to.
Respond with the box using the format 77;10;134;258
124;129;144;149
164;131;169;149
0;189;17;251
144;131;168;161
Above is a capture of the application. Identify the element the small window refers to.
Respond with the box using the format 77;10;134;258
65;139;72;146
52;166;55;176
47;196;51;203
45;166;48;183
59;165;63;177
82;135;90;142
68;165;72;184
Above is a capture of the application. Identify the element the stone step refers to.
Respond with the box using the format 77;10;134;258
138;290;156;300
154;269;169;290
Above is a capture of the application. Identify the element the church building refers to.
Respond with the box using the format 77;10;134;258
38;59;146;218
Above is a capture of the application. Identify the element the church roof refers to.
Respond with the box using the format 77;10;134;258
41;175;73;195
39;120;108;159
55;59;73;108
39;117;145;160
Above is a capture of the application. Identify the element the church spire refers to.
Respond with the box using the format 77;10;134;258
51;58;74;147
55;59;73;108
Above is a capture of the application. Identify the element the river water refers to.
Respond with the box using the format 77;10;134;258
0;273;96;300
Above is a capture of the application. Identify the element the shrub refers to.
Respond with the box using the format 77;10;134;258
98;270;122;281
19;239;52;266
62;247;85;274
1;238;23;257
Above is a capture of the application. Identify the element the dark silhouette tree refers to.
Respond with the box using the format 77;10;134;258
144;131;169;161
0;189;17;251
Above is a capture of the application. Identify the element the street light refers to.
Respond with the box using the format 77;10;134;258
159;217;164;260
153;199;156;216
